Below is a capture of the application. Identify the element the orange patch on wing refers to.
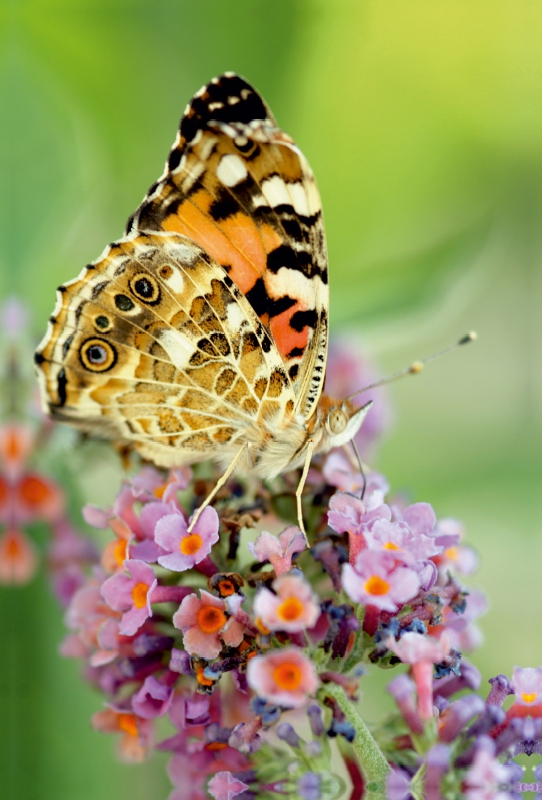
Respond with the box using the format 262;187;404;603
163;192;266;296
270;305;310;360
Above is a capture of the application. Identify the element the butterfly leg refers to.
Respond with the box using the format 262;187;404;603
188;442;250;532
295;438;314;538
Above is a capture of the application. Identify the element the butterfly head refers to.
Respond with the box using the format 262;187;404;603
316;396;373;452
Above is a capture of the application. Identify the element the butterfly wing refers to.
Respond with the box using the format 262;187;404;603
128;73;328;419
35;231;295;469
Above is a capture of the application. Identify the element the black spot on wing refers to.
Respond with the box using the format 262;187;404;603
267;244;320;279
168;149;182;171
34;351;45;365
57;368;68;406
244;278;268;317
62;334;74;358
288;364;299;380
290;309;318;332
245;278;297;319
210;190;239;221
286;346;304;359
91;281;109;300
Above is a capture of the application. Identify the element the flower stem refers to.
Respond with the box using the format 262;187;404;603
318;682;390;800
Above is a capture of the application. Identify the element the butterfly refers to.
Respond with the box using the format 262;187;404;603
35;73;371;531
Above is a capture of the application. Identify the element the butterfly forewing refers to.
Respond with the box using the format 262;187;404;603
128;73;328;419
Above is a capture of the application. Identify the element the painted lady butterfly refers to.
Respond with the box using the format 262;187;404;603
35;73;371;530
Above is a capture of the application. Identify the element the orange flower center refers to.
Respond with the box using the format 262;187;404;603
218;579;235;596
364;575;390;596
383;542;400;551
6;532;23;558
19;475;53;506
180;533;203;556
444;546;459;561
522;692;537;704
154;484;166;499
131;582;149;609
197;605;226;634
277;596;304;622
114;539;128;566
273;662;302;691
117;713;138;736
7;430;24;461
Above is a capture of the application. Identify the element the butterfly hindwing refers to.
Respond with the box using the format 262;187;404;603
36;231;295;468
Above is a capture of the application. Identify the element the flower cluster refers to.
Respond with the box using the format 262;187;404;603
62;441;482;799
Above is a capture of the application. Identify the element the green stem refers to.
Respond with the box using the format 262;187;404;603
318;683;390;800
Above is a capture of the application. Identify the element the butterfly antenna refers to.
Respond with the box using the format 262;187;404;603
346;331;477;400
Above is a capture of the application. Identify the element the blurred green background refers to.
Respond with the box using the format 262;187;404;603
2;1;542;797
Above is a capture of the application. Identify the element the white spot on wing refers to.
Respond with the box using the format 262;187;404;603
266;267;324;308
226;300;245;330
158;330;193;368
216;154;248;187
261;175;290;208
287;182;310;217
166;242;197;265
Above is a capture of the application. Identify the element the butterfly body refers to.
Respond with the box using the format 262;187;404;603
36;73;370;493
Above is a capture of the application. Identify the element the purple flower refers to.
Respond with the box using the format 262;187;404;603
132;675;174;719
342;550;420;611
365;517;442;564
101;559;157;635
401;502;436;537
208;771;249;800
155;506;219;571
328;491;391;563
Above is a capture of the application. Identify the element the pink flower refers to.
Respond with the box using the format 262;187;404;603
155;507;219;571
364;518;442;564
208;771;249;800
388;631;450;665
132;675;174;719
247;647;319;708
0;528;38;585
173;590;244;659
342;550;420;611
101;559;158;636
253;572;320;633
328;491;391;563
248;526;306;576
